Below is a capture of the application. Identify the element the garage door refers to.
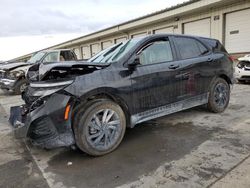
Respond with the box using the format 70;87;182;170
154;27;174;34
184;18;211;38
225;9;250;53
102;40;113;50
81;46;91;59
131;32;147;38
91;43;101;57
115;37;127;44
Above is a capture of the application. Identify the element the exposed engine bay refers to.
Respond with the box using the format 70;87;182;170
22;61;111;115
26;61;110;82
11;62;111;148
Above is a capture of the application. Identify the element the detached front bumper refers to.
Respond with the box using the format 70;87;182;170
9;93;75;149
0;78;16;90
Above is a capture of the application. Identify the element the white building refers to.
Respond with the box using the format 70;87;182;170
13;0;250;62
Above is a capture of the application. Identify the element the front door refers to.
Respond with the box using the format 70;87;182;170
130;38;182;115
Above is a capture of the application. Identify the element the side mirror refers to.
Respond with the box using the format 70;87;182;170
128;55;140;69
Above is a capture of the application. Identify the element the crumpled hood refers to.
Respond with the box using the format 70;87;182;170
0;62;32;71
39;61;110;74
28;61;110;81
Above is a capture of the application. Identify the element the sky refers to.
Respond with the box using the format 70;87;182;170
0;0;187;61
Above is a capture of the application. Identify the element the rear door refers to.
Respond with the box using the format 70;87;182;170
173;36;213;98
130;37;183;114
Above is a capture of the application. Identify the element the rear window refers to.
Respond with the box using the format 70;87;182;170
175;37;208;60
60;51;76;61
201;38;227;53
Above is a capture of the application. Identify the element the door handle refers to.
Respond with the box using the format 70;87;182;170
207;57;214;62
168;64;180;69
175;72;190;80
182;73;190;80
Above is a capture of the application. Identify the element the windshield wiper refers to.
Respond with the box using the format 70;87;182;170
90;43;122;63
109;41;130;62
103;43;122;57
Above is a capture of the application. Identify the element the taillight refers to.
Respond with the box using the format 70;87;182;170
229;56;234;62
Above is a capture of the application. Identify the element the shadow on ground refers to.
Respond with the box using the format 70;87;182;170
46;120;214;188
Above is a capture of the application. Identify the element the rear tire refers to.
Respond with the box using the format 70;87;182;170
74;99;126;156
207;78;230;113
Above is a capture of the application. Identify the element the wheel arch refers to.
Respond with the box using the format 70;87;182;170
207;74;233;95
73;88;132;128
218;74;233;85
207;74;231;113
13;74;28;86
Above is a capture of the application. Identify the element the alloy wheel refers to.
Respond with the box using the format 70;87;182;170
86;109;122;151
214;83;229;108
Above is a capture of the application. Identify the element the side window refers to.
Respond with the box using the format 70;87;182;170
175;37;208;60
139;40;173;65
60;51;76;61
42;52;59;63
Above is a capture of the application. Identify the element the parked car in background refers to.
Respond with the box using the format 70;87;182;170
0;61;10;65
235;54;250;83
10;34;234;156
0;49;77;94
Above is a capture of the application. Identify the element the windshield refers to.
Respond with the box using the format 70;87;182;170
87;38;142;63
28;52;46;64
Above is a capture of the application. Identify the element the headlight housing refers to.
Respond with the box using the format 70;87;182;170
237;62;243;69
29;80;74;97
6;71;24;79
23;80;74;111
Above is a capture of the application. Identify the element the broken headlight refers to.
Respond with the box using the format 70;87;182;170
29;80;74;97
6;71;24;79
237;61;245;69
23;80;74;111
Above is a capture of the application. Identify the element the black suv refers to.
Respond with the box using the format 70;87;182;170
10;34;234;156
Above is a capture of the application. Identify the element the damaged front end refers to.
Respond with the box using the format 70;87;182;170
0;67;27;91
9;80;76;149
9;61;110;148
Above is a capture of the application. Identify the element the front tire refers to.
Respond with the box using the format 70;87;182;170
74;99;126;156
14;79;28;95
207;78;230;113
